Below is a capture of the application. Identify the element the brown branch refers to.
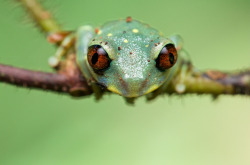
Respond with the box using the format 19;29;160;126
203;70;250;95
0;63;92;97
1;61;249;98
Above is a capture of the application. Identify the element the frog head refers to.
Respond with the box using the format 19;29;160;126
85;19;178;97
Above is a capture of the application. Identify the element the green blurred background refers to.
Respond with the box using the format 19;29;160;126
0;0;250;164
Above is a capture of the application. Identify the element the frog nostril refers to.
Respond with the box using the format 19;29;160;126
91;53;99;64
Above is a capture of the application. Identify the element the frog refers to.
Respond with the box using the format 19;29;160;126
48;17;190;103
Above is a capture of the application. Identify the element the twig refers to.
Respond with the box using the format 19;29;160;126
167;67;250;96
0;63;92;97
19;0;61;34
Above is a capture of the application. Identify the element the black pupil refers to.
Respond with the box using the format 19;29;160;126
91;52;99;64
169;53;174;65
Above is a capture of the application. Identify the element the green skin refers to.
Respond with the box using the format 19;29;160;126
76;19;186;98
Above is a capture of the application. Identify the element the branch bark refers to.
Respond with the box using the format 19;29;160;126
0;62;249;97
167;66;250;96
0;64;92;97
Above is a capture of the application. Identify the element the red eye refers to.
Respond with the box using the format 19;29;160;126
87;45;111;71
155;44;178;70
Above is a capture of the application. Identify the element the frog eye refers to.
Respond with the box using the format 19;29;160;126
87;45;111;71
155;44;178;70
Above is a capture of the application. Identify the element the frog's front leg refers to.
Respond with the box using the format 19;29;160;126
48;32;76;68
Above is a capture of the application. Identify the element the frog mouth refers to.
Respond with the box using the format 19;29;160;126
106;76;160;98
107;84;160;97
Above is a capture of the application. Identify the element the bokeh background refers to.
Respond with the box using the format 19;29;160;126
0;0;250;164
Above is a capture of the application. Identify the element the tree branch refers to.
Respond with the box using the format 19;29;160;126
167;66;250;96
1;61;249;98
0;63;92;97
19;0;61;34
203;70;250;95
